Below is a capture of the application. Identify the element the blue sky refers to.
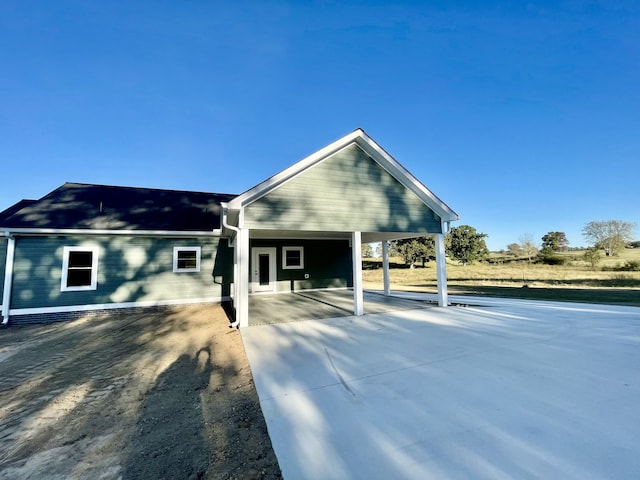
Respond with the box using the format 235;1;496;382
1;1;638;251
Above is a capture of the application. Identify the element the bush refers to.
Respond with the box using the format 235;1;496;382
537;246;567;265
603;260;640;272
622;260;640;271
538;255;567;266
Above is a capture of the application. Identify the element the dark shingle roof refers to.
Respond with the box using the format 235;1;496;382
0;183;237;231
0;199;37;223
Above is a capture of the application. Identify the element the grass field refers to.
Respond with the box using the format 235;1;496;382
362;247;640;306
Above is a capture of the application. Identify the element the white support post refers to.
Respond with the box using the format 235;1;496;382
236;228;250;327
435;233;448;307
382;240;390;296
352;231;364;316
2;235;16;325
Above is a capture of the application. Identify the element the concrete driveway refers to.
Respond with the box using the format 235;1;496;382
248;289;435;325
241;294;640;479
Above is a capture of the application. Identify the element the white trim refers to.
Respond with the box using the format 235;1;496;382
226;129;459;222
282;246;304;270
0;227;221;237
382;240;391;296
251;247;277;293
61;246;99;292
2;235;16;324
172;246;202;273
227;131;363;209
352;231;364;316
435;233;448;307
237;228;250;328
8;296;230;317
354;132;459;221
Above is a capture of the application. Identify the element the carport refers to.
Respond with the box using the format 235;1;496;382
221;129;459;328
248;289;435;325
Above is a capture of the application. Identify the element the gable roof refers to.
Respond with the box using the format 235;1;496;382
226;128;460;222
0;183;237;232
0;199;37;223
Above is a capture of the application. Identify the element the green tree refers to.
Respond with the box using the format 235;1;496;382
541;232;569;251
583;247;601;270
361;243;374;258
506;243;524;256
538;245;565;265
446;225;489;265
582;220;636;256
391;237;435;268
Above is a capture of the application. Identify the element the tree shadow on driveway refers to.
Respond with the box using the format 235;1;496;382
122;348;213;480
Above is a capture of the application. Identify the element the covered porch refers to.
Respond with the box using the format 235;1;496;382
226;228;449;328
220;129;460;328
248;288;437;326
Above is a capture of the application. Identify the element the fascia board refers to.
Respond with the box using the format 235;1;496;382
0;227;221;237
226;129;364;209
353;133;460;222
226;128;460;222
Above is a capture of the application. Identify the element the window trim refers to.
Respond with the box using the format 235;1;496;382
282;246;304;270
173;246;201;273
61;246;99;292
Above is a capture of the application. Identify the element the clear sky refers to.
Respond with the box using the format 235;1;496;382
1;1;638;251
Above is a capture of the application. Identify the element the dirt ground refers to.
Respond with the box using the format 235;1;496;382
0;305;282;479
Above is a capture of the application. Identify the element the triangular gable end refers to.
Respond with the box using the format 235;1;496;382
226;129;459;224
242;143;445;233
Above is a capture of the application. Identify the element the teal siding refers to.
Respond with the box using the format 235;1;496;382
0;238;6;301
11;236;233;310
244;144;442;233
251;239;352;292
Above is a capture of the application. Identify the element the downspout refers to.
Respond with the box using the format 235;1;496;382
2;233;15;326
220;205;240;246
221;207;241;328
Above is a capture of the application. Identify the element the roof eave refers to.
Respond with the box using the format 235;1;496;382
227;128;460;222
226;129;365;210
0;227;222;237
352;133;460;222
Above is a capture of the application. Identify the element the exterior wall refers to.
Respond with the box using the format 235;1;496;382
250;239;352;292
9;235;233;312
243;144;442;233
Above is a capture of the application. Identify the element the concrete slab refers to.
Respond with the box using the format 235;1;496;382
242;295;640;479
249;289;433;325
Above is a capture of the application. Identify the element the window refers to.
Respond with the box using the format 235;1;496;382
61;246;99;292
173;246;201;272
282;246;304;270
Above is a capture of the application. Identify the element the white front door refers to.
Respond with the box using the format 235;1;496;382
251;247;277;293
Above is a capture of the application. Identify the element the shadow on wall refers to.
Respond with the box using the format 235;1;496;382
9;235;234;315
212;238;234;299
243;144;442;234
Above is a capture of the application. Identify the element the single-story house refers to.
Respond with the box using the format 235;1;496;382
0;129;459;328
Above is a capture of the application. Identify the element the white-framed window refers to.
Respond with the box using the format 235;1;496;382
61;246;99;292
173;246;201;272
282;246;304;270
